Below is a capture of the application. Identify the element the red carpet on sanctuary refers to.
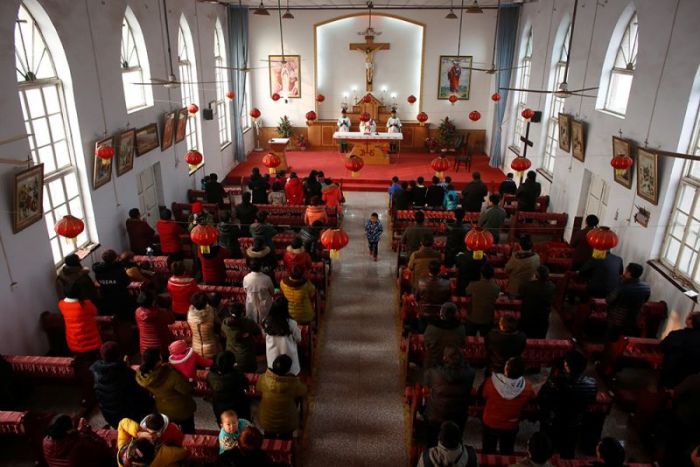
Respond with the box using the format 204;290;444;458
225;150;506;192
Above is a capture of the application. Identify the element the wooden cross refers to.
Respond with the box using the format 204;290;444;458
518;120;535;184
349;34;390;92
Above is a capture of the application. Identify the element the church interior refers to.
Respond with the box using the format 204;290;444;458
1;0;700;466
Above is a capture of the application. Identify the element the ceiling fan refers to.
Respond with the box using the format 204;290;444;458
500;0;598;98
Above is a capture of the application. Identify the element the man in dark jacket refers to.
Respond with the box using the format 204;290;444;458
660;312;700;388
605;262;650;338
218;211;242;259
56;254;99;303
205;173;227;207
401;210;434;258
303;171;323;204
519;265;557;338
579;251;624;298
444;208;468;268
413;176;428;207
93;249;135;319
538;350;598;459
235;192;258;236
126;208;155;255
417;260;452;318
570;214;599;270
516;170;541;212
300;221;323;261
392;181;412;212
479;194;507;243
250;211;277;251
455;251;487;298
461;171;488;213
424;303;466;369
425;176;445;209
485;315;527;373
499;173;517;197
248;168;270;205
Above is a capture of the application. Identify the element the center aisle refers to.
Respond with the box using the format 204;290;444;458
304;191;407;466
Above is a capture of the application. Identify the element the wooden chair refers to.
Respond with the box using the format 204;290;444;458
453;134;472;172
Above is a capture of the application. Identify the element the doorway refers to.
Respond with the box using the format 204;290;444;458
137;162;163;228
584;172;609;222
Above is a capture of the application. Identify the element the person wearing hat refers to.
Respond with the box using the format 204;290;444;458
55;253;99;303
336;108;351;153
386;107;402;154
167;339;213;383
187;201;214;232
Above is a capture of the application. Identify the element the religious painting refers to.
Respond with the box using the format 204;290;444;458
161;111;176;151
437;56;473;100
571;119;586;162
558;113;571;152
116;128;135;177
12;163;44;233
174;108;188;144
93;136;114;190
637;148;659;205
136;123;159;157
612;136;634;189
269;55;301;99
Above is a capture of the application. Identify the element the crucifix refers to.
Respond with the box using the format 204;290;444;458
518;120;535;184
350;7;390;94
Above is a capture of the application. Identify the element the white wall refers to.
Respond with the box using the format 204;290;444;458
248;9;499;132
502;0;700;331
0;0;248;354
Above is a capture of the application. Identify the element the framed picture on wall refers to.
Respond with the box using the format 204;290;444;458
12;163;44;233
558;113;571;152
93;136;114;190
637;148;659;205
161;111;176;151
136;123;159;156
612;136;634;189
437;56;473;100
174;108;188;144
116;128;136;177
571;119;586;162
269;55;301;98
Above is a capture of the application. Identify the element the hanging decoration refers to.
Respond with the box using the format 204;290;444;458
468;111;481;122
184;150;203;169
359;112;371;122
586;226;619;259
521;108;535;120
316;94;325;103
407;95;417;104
464;227;494;260
344;155;365;178
491;93;501;102
510;156;532;177
262;153;281;175
226;90;235;100
188;103;199;114
95;145;115;165
271;93;281;102
249;108;261;120
54;215;85;240
321;228;349;259
305;111;317;124
431;156;450;178
448;95;458;105
611;154;633;176
190;224;219;254
363;94;372;103
417;112;429;126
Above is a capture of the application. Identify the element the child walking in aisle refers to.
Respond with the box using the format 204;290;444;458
365;212;383;261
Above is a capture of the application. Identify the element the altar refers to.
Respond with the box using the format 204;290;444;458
332;131;403;165
268;137;290;171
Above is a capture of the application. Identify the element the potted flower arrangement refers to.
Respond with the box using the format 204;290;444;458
295;134;308;150
276;115;293;138
425;137;439;153
437;117;458;151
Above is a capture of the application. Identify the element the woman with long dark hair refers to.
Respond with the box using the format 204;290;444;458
263;297;301;375
207;351;250;421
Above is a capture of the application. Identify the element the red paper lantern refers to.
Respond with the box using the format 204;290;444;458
359;112;371;122
417;112;429;125
95;145;115;165
321;228;349;259
226;90;235;100
305;110;317;124
407;95;417;104
316;94;325;103
465;227;494;260
521;108;535;120
190;224;219;254
586;226;619;259
344;155;364;178
510;156;532;177
184;150;203;166
468;111;481;122
262;153;281;175
271;93;281;102
249;108;261;119
448;95;458;104
431;156;450;178
54;215;85;239
363;94;372;103
188;103;199;114
611;154;633;176
491;93;501;102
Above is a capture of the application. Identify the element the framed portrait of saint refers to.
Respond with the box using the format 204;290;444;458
175;108;188;144
612;136;634;189
93;136;114;190
136;123;159;157
13;163;44;233
558;113;571;152
161;111;176;151
637;148;659;205
269;55;301;98
571;119;586;162
437;56;473;100
116;128;135;177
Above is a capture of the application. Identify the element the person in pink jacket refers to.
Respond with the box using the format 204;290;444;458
167;339;213;383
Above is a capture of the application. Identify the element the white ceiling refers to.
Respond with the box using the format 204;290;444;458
220;0;525;8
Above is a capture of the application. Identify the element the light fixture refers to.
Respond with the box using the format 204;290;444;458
466;0;483;13
282;0;293;18
446;0;458;19
253;1;270;15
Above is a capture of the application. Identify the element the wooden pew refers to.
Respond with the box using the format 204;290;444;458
509;212;568;242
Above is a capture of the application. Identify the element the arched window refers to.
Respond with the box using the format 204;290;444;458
15;2;94;264
542;24;571;174
214;20;231;147
121;7;153;112
512;28;533;147
604;13;638;115
178;16;202;154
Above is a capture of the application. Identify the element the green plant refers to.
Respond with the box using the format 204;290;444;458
295;134;307;148
276;115;293;138
437;117;458;149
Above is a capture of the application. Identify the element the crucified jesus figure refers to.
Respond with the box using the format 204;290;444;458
364;45;383;86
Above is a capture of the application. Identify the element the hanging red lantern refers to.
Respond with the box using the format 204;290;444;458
95;145;115;165
188;103;199;114
407;95;417;104
226;90;235;100
316;94;325;103
249;108;261;120
448;95;458;104
359;112;371;123
363;94;372;103
510;156;532;177
344;155;364;178
305;110;317;124
611;154;633;176
321;228;349;259
417;112;429;126
54;215;85;240
262;153;281;175
521;108;535;120
586;226;619;259
184;150;203;166
491;93;501;102
431;156;450;178
271;93;281;102
190;224;218;254
465;227;494;260
468;111;481;122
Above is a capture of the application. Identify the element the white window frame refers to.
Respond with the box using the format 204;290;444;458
214;21;231;148
178;17;202;151
604;13;638;116
542;25;571;175
121;8;153;113
513;29;533;148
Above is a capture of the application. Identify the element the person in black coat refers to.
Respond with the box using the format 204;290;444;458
303;170;323;204
605;262;650;338
413;176;428;207
516;170;541;212
425;176;445;209
485;315;527;373
444;209;468;268
659;312;700;388
538;350;598;459
519;265;557;338
248;168;270;205
392;181;412;212
206;351;250;421
579;252;624;299
92;249;135;320
499;173;517;197
461;172;488;213
235;192;258;236
90;341;153;428
454;251;486;297
205;173;227;207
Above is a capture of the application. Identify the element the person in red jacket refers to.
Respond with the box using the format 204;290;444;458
283;237;313;274
126;208;155;255
168;339;213;383
198;244;229;285
42;415;114;467
481;356;536;454
284;172;305;205
321;178;344;209
156;208;185;260
135;290;175;356
167;261;199;318
58;284;102;356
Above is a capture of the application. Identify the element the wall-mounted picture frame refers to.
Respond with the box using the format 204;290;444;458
161;111;176;151
269;55;301;98
571;119;586;162
612;136;634;189
174;108;188;144
558;113;571;152
637;147;659;205
93;136;114;190
13;163;44;233
116;128;136;177
136;123;159;157
437;55;473;100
